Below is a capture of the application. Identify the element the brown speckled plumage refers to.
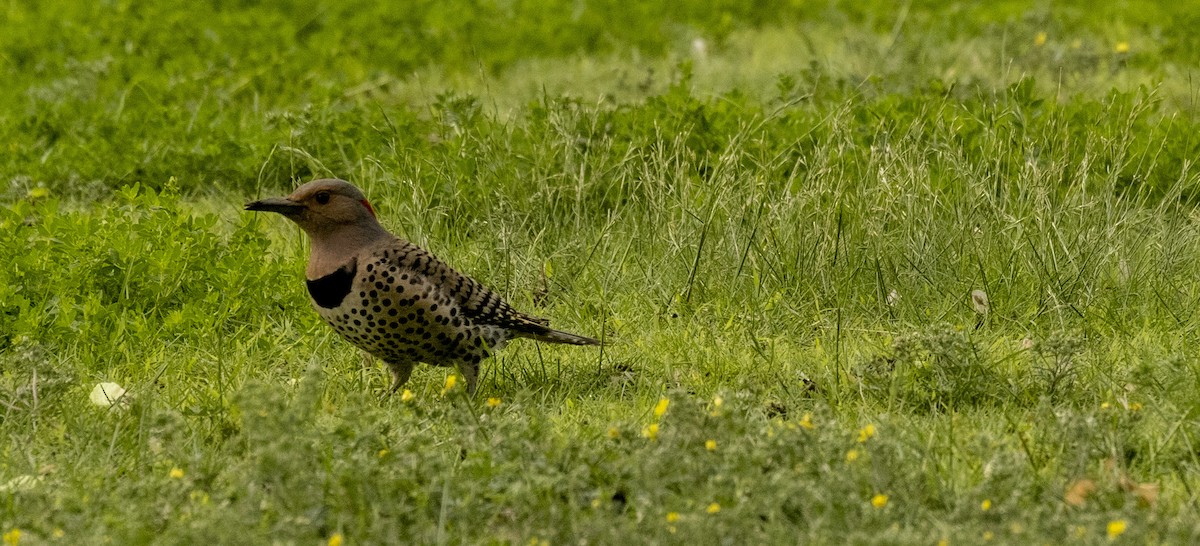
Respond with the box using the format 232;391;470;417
246;178;598;394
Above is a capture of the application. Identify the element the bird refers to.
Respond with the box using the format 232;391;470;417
245;178;599;395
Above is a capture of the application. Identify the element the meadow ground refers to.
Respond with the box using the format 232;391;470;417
3;1;1200;543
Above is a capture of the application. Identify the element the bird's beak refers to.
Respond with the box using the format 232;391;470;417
244;196;305;216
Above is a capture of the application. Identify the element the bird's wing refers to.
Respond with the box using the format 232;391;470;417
370;239;555;336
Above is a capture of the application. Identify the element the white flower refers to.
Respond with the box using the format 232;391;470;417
90;382;127;407
970;289;990;315
886;289;900;306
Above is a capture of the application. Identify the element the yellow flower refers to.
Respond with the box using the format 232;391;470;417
189;490;210;504
441;374;458;395
486;397;502;408
982;531;994;541
1114;41;1130;54
400;389;415;402
654;398;670;418
712;395;723;407
607;427;620;439
798;413;815;430
169;467;184;479
52;529;64;539
1130;402;1143;412
857;424;876;442
377;449;389;458
666;512;680;522
642;423;659;440
27;188;49;199
1107;519;1127;539
3;529;19;546
937;539;949;546
871;493;888;509
981;499;992;511
1034;32;1047;46
846;449;860;463
705;439;717;451
327;533;344;546
706;502;721;514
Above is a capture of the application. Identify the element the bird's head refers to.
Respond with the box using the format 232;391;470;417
245;178;380;236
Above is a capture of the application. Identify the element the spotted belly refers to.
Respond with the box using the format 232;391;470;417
308;256;507;366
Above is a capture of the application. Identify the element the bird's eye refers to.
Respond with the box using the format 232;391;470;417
315;191;331;205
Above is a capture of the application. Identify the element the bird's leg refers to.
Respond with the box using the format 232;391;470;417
456;360;479;396
386;361;415;396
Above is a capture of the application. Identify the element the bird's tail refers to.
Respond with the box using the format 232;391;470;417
509;314;601;346
521;327;601;346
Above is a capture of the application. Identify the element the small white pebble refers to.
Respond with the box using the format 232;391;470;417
90;382;127;407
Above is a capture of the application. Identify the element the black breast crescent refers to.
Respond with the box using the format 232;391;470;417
307;258;357;309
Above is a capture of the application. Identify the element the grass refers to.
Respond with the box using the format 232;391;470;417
3;0;1200;543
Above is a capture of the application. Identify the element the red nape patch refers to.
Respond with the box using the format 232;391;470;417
361;199;376;218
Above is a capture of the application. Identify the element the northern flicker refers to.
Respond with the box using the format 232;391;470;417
245;178;599;394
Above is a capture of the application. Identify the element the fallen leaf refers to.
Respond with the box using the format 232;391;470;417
1065;479;1096;507
1133;482;1159;507
1118;474;1159;507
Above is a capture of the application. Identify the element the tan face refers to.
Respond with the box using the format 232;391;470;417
245;178;377;234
